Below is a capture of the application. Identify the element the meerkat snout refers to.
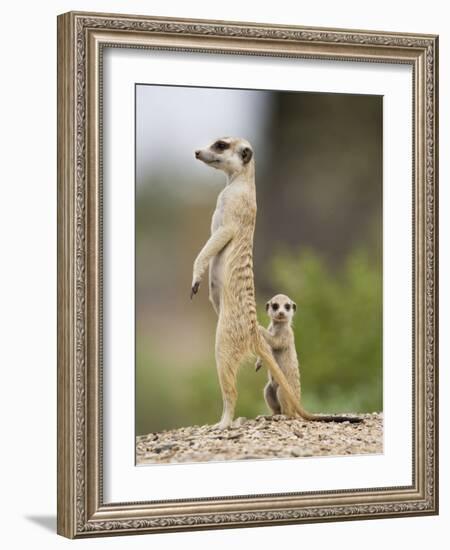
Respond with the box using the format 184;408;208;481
195;137;254;176
265;294;297;323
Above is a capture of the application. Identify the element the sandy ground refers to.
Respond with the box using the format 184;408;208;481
136;412;383;465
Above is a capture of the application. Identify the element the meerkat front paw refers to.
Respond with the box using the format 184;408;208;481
255;358;263;372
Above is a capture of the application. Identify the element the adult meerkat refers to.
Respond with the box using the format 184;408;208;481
257;294;361;423
191;137;307;430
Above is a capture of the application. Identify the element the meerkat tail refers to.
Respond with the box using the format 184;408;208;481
254;339;362;424
308;414;362;423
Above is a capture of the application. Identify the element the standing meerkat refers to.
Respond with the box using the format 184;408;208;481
191;137;307;430
257;294;361;423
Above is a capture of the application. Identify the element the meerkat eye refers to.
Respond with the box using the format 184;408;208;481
272;303;279;311
285;303;291;311
214;140;229;151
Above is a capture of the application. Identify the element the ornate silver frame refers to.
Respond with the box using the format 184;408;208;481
57;11;439;538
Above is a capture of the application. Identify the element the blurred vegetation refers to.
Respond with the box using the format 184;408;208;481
135;89;383;436
136;352;264;435
268;247;382;414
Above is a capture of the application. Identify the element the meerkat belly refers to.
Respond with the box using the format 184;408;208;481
208;194;228;308
209;247;227;299
270;348;301;401
271;349;291;380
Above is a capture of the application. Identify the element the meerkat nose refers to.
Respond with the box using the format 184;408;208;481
195;150;201;158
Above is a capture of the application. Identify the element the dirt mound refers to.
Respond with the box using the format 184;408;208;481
136;412;383;465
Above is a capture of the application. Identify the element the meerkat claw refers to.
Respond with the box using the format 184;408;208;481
190;281;200;299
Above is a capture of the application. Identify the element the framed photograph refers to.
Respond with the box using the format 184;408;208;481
57;11;439;538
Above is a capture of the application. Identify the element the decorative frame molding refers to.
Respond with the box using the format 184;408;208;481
57;11;438;538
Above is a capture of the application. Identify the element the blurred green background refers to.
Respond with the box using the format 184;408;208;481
135;86;382;436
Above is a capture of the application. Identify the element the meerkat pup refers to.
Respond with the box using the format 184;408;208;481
256;294;301;417
257;294;361;423
191;137;306;430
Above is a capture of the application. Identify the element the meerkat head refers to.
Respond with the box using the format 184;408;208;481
195;137;254;176
265;294;297;324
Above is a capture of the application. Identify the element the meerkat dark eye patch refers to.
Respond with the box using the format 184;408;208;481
214;140;230;151
285;304;291;311
272;303;279;311
241;146;253;164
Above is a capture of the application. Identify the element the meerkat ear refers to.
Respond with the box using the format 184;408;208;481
265;301;270;311
292;302;297;312
241;146;253;164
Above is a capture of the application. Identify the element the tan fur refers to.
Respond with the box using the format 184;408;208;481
192;137;307;429
258;294;362;423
